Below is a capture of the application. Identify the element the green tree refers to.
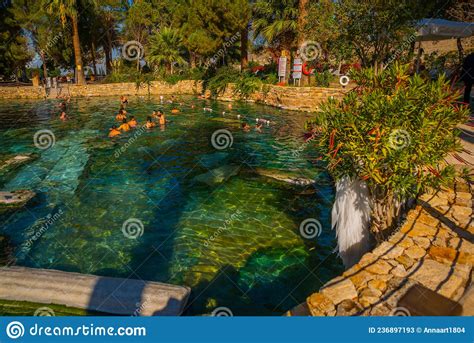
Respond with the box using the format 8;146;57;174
147;27;187;75
334;0;448;70
173;0;249;68
10;0;53;80
43;0;98;84
252;0;299;53
0;0;31;81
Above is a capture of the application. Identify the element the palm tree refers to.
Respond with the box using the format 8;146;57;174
147;28;187;75
252;0;299;53
44;0;89;85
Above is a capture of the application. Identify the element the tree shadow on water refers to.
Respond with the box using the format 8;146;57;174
183;245;341;316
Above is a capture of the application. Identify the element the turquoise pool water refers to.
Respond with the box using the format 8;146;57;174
0;96;343;315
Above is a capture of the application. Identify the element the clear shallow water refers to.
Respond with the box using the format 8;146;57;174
0;96;343;315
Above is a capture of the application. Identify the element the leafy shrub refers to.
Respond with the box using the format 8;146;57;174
314;70;335;87
204;66;241;96
262;73;278;84
233;73;263;98
313;63;469;236
161;68;205;85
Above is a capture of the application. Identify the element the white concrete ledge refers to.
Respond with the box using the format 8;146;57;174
0;267;190;316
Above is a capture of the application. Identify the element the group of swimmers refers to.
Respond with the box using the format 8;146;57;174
108;95;270;137
109;97;170;138
241;121;263;132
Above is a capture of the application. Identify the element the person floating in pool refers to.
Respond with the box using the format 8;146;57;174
171;108;180;114
120;95;128;106
109;125;121;137
118;118;131;132
129;116;138;128
255;122;263;132
116;110;127;121
146;116;156;129
60;111;68;121
242;122;250;131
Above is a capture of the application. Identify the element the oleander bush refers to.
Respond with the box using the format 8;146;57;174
312;63;469;237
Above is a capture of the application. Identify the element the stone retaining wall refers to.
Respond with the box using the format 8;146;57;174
0;80;202;99
0;86;46;99
215;84;347;112
287;175;473;316
0;81;348;112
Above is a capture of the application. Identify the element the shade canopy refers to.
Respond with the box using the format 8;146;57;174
416;18;474;42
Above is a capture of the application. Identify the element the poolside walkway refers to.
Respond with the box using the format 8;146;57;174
287;171;473;316
0;267;191;316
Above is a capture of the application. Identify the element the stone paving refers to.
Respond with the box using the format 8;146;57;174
288;171;473;316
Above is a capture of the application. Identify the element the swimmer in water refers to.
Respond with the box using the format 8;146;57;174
152;110;163;120
242;122;250;131
158;112;166;126
145;116;156;129
118;118;131;132
128;116;138;128
120;95;128;105
171;108;179;114
60;111;67;120
256;122;263;132
109;125;121;137
116;110;126;121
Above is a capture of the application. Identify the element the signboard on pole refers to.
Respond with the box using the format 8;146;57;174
292;58;302;80
278;57;287;81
